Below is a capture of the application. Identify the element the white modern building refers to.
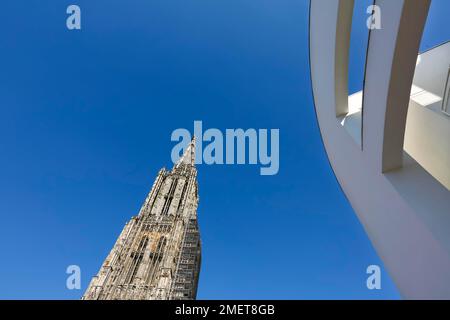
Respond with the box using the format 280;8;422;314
309;0;450;299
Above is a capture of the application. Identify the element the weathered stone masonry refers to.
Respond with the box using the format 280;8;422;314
83;138;201;300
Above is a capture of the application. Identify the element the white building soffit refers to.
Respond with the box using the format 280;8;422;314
344;84;443;114
410;85;442;107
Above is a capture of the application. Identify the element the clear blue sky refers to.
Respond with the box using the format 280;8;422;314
0;1;448;299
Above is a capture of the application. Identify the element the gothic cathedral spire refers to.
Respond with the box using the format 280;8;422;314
175;136;196;168
82;140;201;300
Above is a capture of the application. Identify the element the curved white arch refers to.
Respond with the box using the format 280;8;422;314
310;0;450;299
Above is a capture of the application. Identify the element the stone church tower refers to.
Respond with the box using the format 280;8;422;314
82;138;201;300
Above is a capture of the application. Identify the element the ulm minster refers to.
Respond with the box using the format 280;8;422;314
83;138;201;300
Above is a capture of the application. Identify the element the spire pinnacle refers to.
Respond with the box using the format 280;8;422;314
175;136;196;168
